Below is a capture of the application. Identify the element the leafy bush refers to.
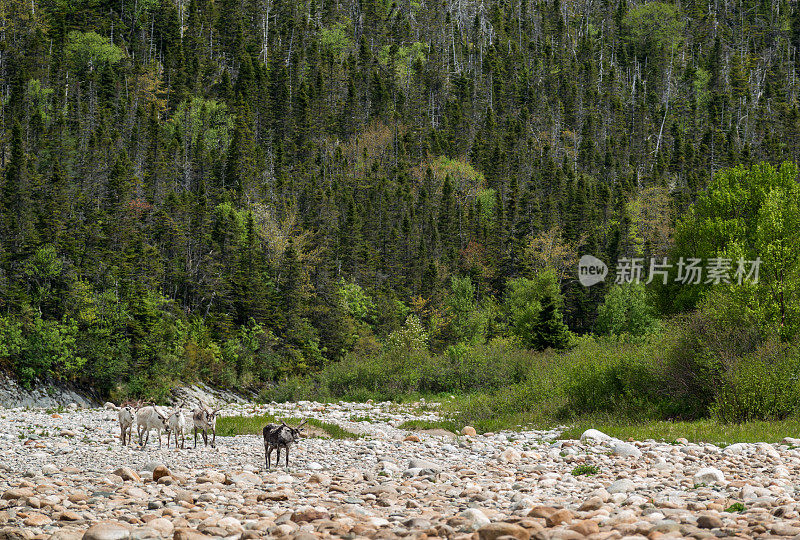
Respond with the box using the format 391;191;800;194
668;161;800;339
11;315;85;388
710;341;800;422
725;503;746;513
445;276;489;344
563;337;668;418
504;270;570;350
662;298;773;419
260;376;320;403
571;464;600;476
596;283;660;337
265;332;538;402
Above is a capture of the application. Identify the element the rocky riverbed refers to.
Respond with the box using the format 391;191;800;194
0;401;799;539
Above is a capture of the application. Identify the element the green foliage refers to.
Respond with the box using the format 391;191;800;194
397;419;460;432
26;80;53;124
65;31;123;73
671;162;800;338
337;280;375;324
725;503;746;513
217;413;359;438
571;464;600;476
268;336;532;401
319;23;353;61
504;270;568;350
558;418;800;445
167;97;233;151
563;335;670;418
710;341;800;422
13;315;85;387
622;3;684;56
445;276;488;344
693;68;711;110
596;284;660;337
532;293;571;350
6;0;800;412
378;42;427;85
0;317;23;361
476;189;496;225
384;315;428;357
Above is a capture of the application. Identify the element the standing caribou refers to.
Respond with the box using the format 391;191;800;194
263;419;307;468
192;400;220;448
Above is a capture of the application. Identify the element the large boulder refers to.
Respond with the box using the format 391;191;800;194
579;429;614;443
693;467;725;485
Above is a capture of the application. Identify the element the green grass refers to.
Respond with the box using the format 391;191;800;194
571;464;600;476
397;399;800;444
398;419;460;433
725;503;746;513
307;418;362;439
216;414;360;439
557;418;800;445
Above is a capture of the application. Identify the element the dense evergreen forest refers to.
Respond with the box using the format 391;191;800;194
2;0;800;399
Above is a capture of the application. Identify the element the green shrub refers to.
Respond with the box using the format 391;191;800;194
710;341;800;422
12;315;85;387
260;376;319;402
571;464;600;476
445;276;491;345
562;336;669;418
504;271;563;349
662;304;774;419
725;503;746;513
596;283;660;337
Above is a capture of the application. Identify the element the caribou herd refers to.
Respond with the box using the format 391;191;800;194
115;400;307;468
117;400;219;449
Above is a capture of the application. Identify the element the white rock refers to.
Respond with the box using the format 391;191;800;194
693;467;726;485
41;463;59;475
499;447;521;463
607;479;636;494
652;458;670;471
774;465;791;478
458;508;490;531
723;443;749;455
580;429;614;442
408;458;442;471
610;492;628;504
610;442;642;458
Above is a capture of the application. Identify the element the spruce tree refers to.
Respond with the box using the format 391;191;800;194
532;293;571;351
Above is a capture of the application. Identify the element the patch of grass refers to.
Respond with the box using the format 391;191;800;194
306;418;362;439
557;418;800;445
349;415;373;423
398;419;460;433
725;502;746;513
571;464;600;476
216;414;279;436
216;414;360;439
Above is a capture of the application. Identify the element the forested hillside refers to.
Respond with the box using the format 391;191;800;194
1;0;799;398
